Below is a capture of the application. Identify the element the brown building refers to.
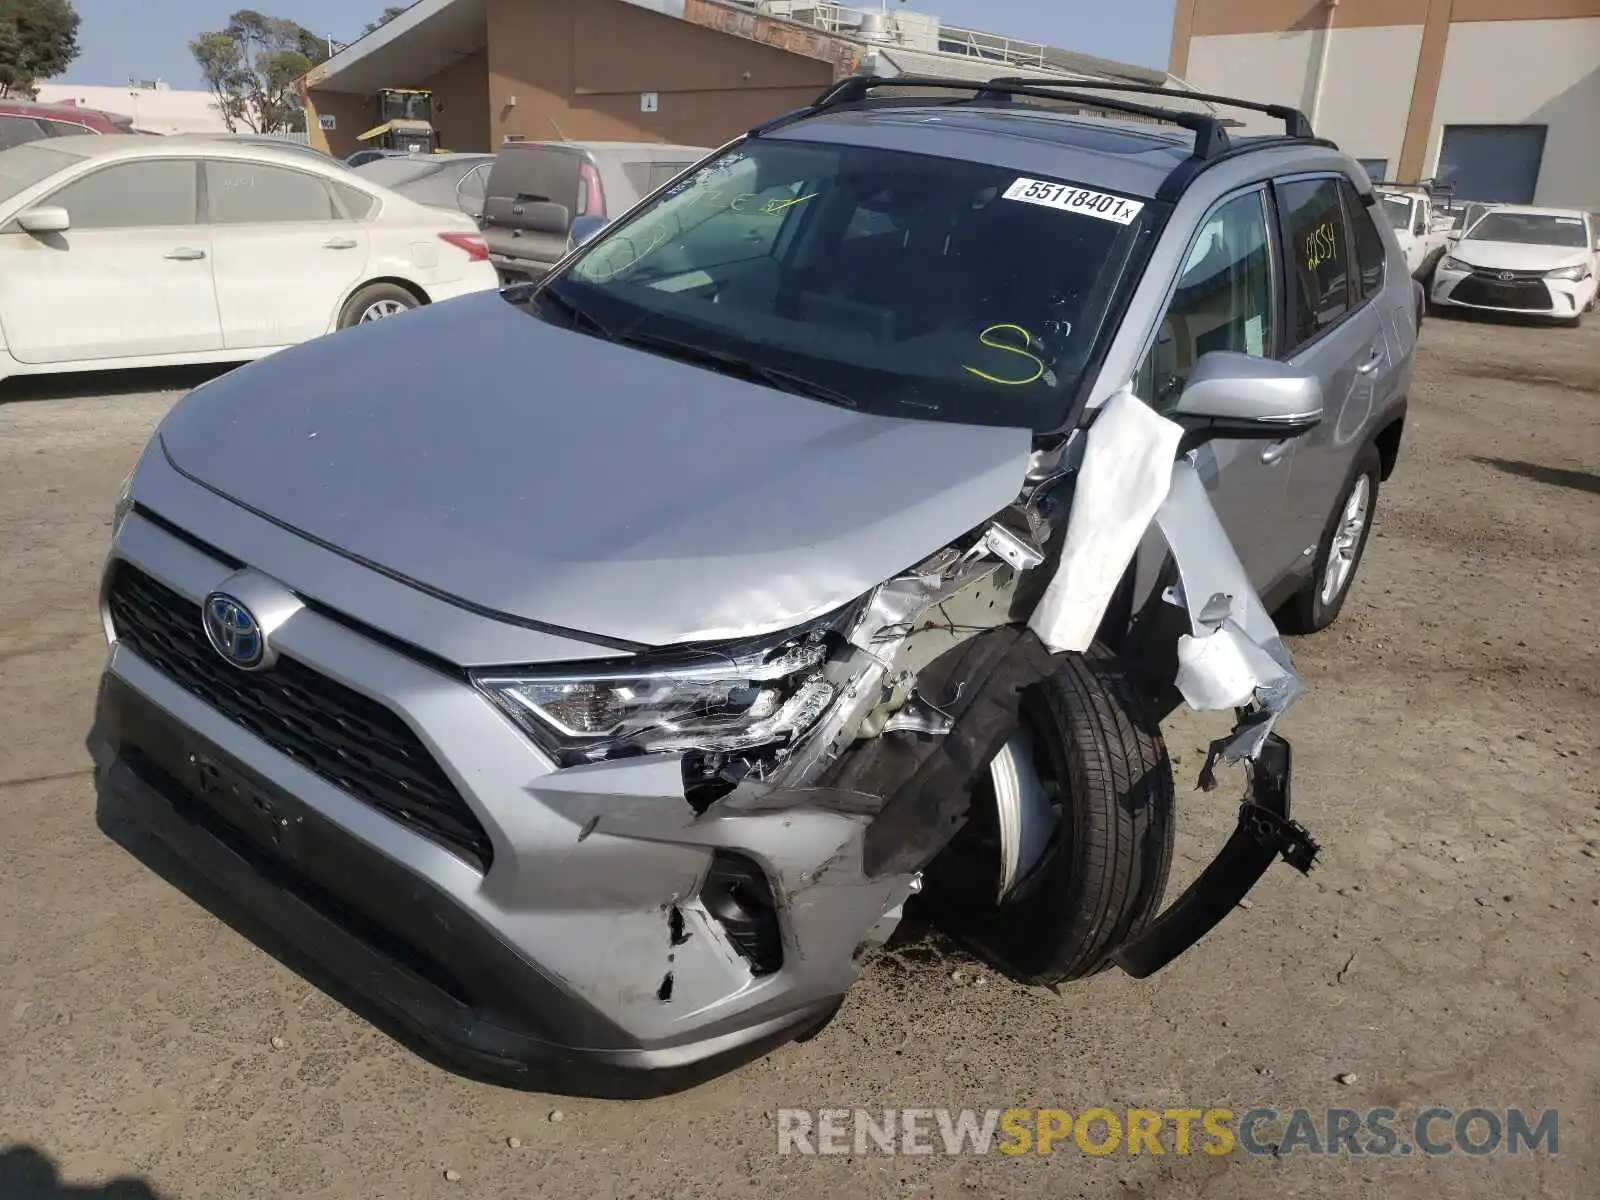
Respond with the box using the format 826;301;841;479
300;0;872;158
299;0;1219;159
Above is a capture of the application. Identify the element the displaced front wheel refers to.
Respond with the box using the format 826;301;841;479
921;645;1175;985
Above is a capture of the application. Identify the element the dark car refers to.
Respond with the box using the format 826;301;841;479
346;148;406;168
353;152;497;219
480;140;707;283
0;100;135;149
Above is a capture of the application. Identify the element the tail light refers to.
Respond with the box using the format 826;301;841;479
578;161;605;218
438;231;488;261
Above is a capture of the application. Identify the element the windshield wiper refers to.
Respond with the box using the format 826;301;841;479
536;286;616;341
615;330;859;410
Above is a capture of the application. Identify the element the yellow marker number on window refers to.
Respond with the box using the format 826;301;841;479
964;324;1046;386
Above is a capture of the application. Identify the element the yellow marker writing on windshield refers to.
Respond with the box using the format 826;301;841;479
728;192;816;216
964;324;1046;386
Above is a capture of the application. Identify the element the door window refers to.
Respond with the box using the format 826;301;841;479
1277;177;1353;350
207;161;339;223
1340;180;1387;300
1135;188;1278;411
0;115;46;149
45;159;200;229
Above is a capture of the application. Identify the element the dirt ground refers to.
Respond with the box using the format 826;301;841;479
2;313;1596;1200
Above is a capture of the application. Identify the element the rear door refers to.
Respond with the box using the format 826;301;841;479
204;158;371;348
1132;183;1303;590
1274;173;1391;555
0;156;222;364
481;146;580;274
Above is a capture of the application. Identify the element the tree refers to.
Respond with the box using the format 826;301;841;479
365;5;409;34
190;10;328;133
0;0;81;98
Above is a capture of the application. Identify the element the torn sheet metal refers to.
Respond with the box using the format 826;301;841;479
1154;459;1304;774
1027;389;1183;654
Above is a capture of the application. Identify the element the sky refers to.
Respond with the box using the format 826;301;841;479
61;0;1178;90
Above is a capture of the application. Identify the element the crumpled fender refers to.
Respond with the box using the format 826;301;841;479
1025;388;1303;778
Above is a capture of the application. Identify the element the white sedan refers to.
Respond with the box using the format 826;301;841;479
1430;206;1598;327
0;135;499;383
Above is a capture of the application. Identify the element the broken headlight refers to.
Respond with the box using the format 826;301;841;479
473;610;853;767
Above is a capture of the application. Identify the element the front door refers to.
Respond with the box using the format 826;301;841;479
0;157;222;364
1133;184;1303;593
203;159;370;349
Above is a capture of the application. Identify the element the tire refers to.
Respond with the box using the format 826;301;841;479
1276;443;1382;634
920;644;1175;985
337;283;420;329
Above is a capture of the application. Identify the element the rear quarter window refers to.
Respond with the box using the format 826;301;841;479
1340;180;1387;300
332;180;379;220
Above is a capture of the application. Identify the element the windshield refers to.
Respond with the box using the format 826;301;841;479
1378;193;1413;230
537;138;1156;430
1465;211;1588;248
0;143;72;203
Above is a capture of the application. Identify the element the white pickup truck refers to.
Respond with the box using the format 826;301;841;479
1375;185;1453;281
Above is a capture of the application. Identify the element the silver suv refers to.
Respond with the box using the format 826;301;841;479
90;77;1414;1098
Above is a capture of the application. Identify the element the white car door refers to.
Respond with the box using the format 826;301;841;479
203;158;371;349
0;157;222;364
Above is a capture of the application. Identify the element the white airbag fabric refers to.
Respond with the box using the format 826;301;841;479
1027;389;1184;653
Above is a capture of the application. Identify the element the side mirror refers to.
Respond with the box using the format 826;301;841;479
16;206;70;234
1170;352;1323;451
570;213;609;248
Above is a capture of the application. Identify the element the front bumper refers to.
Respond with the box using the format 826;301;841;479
1431;267;1595;318
88;672;839;1098
92;481;907;1096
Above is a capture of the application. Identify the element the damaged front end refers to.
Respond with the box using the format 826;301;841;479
476;381;1323;1018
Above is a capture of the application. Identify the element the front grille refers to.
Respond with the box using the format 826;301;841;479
1451;273;1553;310
106;563;494;871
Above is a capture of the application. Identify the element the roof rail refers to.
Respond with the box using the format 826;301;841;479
749;74;1234;158
984;77;1315;139
1375;178;1455;196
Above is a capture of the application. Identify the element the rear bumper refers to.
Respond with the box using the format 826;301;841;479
88;672;836;1099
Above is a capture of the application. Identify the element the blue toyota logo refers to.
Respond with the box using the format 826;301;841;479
202;592;266;670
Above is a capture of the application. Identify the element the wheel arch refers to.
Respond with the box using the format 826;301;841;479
1372;401;1407;481
331;277;432;328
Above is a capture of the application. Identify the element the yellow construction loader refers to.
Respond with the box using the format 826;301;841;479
356;88;439;154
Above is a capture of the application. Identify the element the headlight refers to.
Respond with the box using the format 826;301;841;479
111;469;135;533
1546;263;1592;282
474;609;855;766
1439;255;1470;273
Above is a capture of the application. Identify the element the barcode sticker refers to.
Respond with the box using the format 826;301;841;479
1002;178;1145;225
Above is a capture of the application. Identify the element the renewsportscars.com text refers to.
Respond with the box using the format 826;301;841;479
776;1107;1559;1158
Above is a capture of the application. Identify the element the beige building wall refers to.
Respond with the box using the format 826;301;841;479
1172;0;1600;207
34;83;228;134
1426;17;1600;203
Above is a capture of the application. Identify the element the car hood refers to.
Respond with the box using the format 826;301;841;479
155;292;1034;650
1451;240;1592;271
